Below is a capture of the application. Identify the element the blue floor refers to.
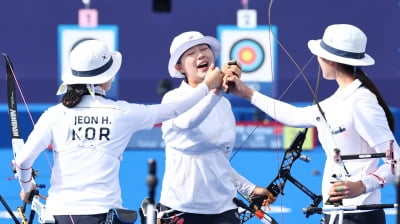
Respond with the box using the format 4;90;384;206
0;147;397;224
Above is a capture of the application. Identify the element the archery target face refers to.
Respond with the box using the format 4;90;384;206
218;25;277;82
230;38;264;73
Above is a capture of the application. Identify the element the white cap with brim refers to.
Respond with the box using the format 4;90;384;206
168;31;220;78
61;39;122;85
307;24;375;66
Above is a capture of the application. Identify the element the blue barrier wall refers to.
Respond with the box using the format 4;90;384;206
0;149;397;224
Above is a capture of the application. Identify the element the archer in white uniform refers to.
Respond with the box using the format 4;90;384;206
158;31;275;224
223;24;400;224
14;39;223;224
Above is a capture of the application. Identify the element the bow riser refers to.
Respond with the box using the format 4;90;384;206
238;129;322;223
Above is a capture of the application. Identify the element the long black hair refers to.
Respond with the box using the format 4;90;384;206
340;63;395;133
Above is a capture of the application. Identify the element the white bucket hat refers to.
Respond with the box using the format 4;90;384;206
62;39;122;85
307;24;375;66
168;31;220;78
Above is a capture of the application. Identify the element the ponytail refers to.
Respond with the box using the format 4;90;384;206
340;64;395;132
61;84;88;108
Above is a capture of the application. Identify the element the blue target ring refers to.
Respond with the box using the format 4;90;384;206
230;38;264;73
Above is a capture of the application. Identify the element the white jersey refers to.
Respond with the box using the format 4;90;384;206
251;79;400;209
160;81;255;214
15;84;210;215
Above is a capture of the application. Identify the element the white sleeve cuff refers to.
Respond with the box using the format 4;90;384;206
20;181;34;193
250;90;263;105
17;167;34;192
231;168;256;197
361;175;383;193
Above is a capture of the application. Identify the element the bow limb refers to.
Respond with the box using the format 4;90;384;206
231;1;332;223
267;0;371;209
267;0;319;100
3;53;55;224
4;53;31;224
4;53;48;184
229;0;319;160
232;1;322;223
4;53;26;164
